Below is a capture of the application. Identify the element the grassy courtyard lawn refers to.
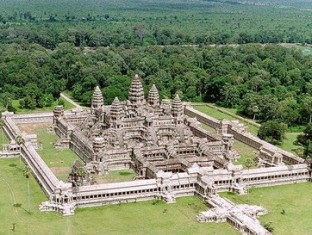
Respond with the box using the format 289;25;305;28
95;169;137;184
11;97;75;114
221;183;312;235
233;140;259;168
18;123;79;180
36;127;80;181
193;105;235;120
0;158;238;235
36;127;79;167
200;123;217;133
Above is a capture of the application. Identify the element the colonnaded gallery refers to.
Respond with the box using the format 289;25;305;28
1;75;311;235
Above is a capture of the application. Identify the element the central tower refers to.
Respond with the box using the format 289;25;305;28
128;74;144;106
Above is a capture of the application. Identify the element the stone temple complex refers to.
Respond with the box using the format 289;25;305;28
58;74;236;180
1;74;311;235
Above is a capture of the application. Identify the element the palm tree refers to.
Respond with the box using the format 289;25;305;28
252;105;259;121
77;167;86;186
244;158;254;198
15;135;25;146
15;135;24;164
23;166;31;213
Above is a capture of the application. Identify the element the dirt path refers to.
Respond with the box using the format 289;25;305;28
60;93;82;109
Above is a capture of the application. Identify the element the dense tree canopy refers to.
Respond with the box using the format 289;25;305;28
258;121;287;145
0;0;312;49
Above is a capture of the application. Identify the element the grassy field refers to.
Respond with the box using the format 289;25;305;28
0;158;238;235
0;128;10;146
2;158;312;234
95;169;137;184
281;132;302;153
11;97;75;114
62;90;89;108
221;183;312;235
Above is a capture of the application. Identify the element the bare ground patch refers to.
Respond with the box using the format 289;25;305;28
50;167;71;181
17;123;51;134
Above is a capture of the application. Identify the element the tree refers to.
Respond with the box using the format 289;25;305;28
23;165;31;213
15;135;25;146
244;158;254;194
23;165;30;178
251;105;259;121
296;123;312;158
264;222;274;233
258;120;287;145
276;97;300;125
15;135;25;164
244;158;254;170
204;76;231;103
77;167;86;185
239;93;278;121
302;95;312;123
0;92;13;111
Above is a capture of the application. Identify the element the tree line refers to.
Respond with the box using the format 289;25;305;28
1;43;312;126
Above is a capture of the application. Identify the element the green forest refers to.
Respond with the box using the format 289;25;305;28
0;0;312;48
1;0;312;152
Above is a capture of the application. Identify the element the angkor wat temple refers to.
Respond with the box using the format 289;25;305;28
2;74;309;235
55;74;236;180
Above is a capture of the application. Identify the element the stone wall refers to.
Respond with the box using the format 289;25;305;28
2;113;59;196
71;130;94;162
11;113;53;124
184;106;220;129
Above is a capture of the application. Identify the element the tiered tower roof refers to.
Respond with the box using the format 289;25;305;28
148;84;159;107
110;97;123;120
172;94;183;117
91;86;104;110
128;74;144;105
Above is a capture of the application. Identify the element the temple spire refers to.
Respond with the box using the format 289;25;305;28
128;74;144;105
172;94;183;117
91;86;104;111
148;84;159;107
110;97;123;120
